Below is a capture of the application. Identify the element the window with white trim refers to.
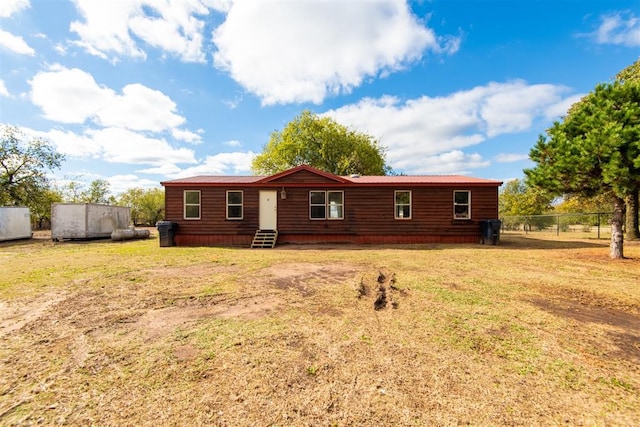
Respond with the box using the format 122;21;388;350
226;191;243;220
184;190;201;219
310;191;344;220
395;190;411;219
454;190;471;219
328;191;344;219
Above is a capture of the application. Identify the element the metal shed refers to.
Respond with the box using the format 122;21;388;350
0;206;32;242
51;203;130;240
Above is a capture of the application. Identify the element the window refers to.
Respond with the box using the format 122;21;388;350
184;190;201;219
310;191;326;219
227;191;243;220
310;191;344;220
454;190;471;219
395;191;411;219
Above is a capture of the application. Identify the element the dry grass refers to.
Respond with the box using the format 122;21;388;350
1;231;639;426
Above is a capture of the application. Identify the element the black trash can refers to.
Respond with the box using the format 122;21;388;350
156;221;178;247
480;219;501;245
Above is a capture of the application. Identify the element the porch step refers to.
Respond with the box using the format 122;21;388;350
251;230;278;248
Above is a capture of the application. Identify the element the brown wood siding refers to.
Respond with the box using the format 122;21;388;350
164;184;499;246
165;186;260;236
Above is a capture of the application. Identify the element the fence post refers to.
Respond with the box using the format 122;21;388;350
597;213;601;239
556;215;560;236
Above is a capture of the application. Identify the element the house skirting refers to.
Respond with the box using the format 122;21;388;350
282;234;479;245
173;233;479;246
175;234;253;246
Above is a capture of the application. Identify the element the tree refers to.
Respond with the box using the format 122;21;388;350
252;110;390;175
117;187;165;225
30;188;63;229
616;58;640;240
525;79;640;259
82;179;111;204
1;125;64;207
499;179;553;216
553;193;613;215
499;178;554;230
62;179;114;204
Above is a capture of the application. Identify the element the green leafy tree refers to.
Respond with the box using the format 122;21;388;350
1;125;64;207
82;179;111;204
62;179;113;204
499;179;553;216
117;187;165;225
63;181;83;203
615;58;640;240
553;193;613;214
252;110;390;175
525;79;640;259
30;187;63;229
499;178;554;230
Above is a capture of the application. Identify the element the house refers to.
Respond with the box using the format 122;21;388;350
160;165;502;247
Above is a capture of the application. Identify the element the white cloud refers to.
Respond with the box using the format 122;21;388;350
84;127;196;166
414;151;489;175
69;1;146;61
171;128;202;144
495;153;529;163
212;1;460;105
127;0;209;63
97;83;185;131
0;80;9;97
0;28;35;55
29;126;198;170
591;12;640;47
0;0;29;18
173;151;255;177
107;174;161;194
223;139;241;147
33;128;102;158
29;65;185;132
325;80;575;174
54;43;68;56
69;0;213;63
478;81;571;137
30;65;115;123
544;93;586;120
137;164;183;176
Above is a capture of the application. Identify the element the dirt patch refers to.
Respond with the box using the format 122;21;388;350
262;262;363;296
0;292;67;339
0;263;363;345
134;294;283;341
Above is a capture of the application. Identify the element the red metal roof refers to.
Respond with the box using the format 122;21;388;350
161;175;263;185
341;175;501;185
161;165;502;187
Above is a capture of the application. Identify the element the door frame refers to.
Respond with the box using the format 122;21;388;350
259;190;278;230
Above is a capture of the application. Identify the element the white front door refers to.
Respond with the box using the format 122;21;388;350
259;191;278;230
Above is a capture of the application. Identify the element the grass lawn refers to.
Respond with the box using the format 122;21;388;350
1;232;639;426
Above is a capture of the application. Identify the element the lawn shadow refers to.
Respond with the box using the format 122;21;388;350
274;236;611;251
498;235;609;250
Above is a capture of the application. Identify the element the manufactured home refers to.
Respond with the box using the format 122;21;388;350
160;165;502;247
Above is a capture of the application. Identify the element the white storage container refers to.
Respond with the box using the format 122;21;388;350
0;206;32;242
51;203;130;240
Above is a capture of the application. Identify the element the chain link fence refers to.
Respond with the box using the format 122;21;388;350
500;213;613;239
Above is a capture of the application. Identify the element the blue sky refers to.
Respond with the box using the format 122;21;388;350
1;0;639;195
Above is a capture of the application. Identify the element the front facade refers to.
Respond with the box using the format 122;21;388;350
160;165;502;246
